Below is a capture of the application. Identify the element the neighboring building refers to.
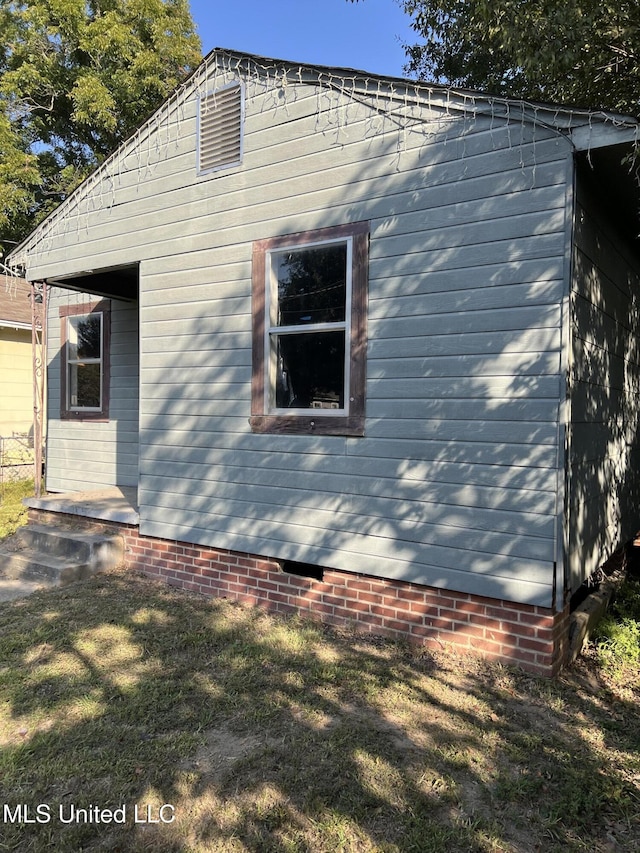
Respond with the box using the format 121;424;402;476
0;275;33;437
7;49;640;673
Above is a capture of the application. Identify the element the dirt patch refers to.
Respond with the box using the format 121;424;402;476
179;726;266;786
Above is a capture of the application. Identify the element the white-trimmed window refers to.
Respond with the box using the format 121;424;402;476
251;222;369;436
60;301;110;420
197;81;244;175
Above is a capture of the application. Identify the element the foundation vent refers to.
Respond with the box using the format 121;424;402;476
281;560;324;581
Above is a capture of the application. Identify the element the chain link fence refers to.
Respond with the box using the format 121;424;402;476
0;434;35;500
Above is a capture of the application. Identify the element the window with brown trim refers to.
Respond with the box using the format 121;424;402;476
251;222;368;436
60;301;111;421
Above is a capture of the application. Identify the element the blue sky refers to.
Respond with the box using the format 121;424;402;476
187;0;417;79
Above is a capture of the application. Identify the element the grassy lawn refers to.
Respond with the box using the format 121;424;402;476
0;478;33;539
0;562;638;853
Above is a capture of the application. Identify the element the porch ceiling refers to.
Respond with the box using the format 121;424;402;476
577;142;640;250
46;264;139;302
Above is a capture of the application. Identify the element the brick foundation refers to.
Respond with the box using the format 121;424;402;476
28;508;571;676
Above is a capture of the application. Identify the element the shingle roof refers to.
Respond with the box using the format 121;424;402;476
0;276;32;327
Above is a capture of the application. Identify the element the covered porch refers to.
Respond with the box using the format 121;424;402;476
35;266;140;502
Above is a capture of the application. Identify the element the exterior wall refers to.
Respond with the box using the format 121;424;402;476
138;86;570;608
567;171;640;593
46;288;139;492
20;59;573;607
0;327;32;436
27;506;571;676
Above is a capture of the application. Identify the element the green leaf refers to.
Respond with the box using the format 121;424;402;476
0;0;202;248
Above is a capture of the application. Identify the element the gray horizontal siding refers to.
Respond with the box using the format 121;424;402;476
135;126;566;603
139;473;555;549
33;67;573;605
24;91;568;277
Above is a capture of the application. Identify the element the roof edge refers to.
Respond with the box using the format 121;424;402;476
7;47;640;267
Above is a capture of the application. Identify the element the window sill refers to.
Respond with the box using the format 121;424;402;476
249;415;364;437
60;412;109;422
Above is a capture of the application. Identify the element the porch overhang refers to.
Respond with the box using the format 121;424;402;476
46;263;139;302
576;141;640;248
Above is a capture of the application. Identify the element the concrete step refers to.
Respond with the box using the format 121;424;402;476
10;524;123;565
0;547;94;584
0;524;124;600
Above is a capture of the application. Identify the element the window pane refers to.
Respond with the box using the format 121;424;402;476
68;314;101;360
69;362;101;408
274;331;345;409
276;244;347;326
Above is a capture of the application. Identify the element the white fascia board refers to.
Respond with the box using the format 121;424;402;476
569;121;640;151
0;320;31;331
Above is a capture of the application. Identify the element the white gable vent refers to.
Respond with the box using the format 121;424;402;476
197;82;244;175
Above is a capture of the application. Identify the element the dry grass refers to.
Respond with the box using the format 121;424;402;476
0;567;638;852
